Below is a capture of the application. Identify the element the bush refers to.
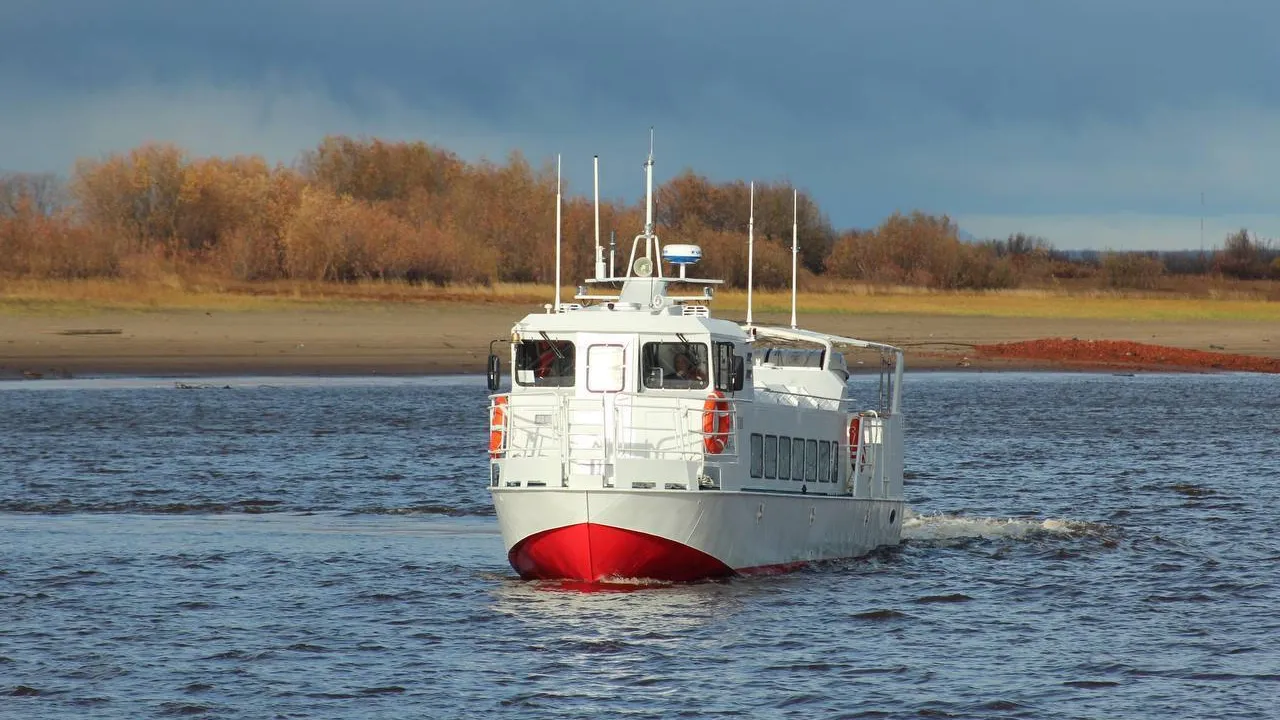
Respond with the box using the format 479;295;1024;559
825;211;1018;289
1101;252;1165;290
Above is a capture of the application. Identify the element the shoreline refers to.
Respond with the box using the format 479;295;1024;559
2;303;1277;380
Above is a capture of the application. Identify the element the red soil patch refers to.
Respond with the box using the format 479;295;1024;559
974;338;1280;374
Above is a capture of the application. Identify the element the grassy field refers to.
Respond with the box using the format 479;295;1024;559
715;288;1280;322
2;278;1278;323
0;278;551;315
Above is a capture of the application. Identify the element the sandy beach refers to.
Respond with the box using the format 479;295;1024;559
2;301;1277;379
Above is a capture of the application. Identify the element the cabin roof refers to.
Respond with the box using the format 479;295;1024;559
515;308;745;338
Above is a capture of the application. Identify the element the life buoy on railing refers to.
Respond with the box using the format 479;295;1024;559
848;415;862;465
702;391;732;454
489;396;508;458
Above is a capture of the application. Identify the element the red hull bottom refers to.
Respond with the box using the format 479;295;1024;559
509;523;735;583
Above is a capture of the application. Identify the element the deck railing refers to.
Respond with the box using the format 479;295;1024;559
489;391;748;466
490;391;899;496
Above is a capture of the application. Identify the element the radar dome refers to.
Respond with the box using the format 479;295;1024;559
662;244;702;266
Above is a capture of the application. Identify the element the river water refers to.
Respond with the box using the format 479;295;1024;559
1;372;1277;719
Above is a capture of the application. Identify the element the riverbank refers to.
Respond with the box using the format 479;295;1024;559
2;301;1277;379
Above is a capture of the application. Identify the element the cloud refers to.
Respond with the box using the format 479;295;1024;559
898;100;1280;210
3;1;1280;249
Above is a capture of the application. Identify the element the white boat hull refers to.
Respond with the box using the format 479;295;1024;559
491;488;904;582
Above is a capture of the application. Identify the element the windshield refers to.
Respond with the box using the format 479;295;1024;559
514;340;575;387
642;342;709;390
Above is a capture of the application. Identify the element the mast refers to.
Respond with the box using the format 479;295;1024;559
790;188;798;329
555;153;562;312
746;181;755;326
593;155;603;280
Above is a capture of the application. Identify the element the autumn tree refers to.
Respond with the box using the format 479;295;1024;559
655;171;835;274
299;136;464;205
1214;229;1272;280
71;143;189;252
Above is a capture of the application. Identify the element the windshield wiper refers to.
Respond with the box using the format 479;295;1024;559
539;331;566;360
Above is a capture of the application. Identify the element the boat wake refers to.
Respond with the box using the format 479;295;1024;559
900;508;1109;542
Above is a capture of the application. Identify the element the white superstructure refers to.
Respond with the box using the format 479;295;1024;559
486;142;905;582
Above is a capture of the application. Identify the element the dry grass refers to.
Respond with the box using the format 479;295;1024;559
3;277;1277;323
0;278;550;315
716;286;1280;322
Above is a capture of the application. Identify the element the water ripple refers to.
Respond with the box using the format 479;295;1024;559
0;373;1277;719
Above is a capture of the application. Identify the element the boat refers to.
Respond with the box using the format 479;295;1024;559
484;140;905;583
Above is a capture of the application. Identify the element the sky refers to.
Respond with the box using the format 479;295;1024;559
2;0;1279;250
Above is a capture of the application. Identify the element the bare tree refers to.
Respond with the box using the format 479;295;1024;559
0;172;66;217
1214;228;1272;280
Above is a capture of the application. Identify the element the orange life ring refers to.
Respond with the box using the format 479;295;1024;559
702;391;732;454
489;396;508;458
848;415;862;465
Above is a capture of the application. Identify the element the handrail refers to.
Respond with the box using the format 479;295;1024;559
487;392;750;464
490;391;901;497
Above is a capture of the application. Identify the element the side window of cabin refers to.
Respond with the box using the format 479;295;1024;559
714;342;746;392
749;433;763;478
830;445;842;487
642;342;709;390
586;344;626;392
763;435;777;479
805;439;818;482
714;343;732;392
791;438;805;481
777;436;791;480
515;340;575;387
818;441;832;483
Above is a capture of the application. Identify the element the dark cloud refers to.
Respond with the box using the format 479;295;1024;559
3;0;1279;246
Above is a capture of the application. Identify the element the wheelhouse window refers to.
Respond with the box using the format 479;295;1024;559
818;441;832;483
777;436;791;480
642;342;709;390
586;344;626;392
515;340;575;387
805;439;818;482
791;438;805;481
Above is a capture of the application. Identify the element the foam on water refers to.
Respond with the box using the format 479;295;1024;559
900;507;1106;541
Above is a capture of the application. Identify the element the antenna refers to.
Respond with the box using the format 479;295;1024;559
746;181;755;326
790;188;798;329
554;154;562;312
644;127;655;259
593;155;603;280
